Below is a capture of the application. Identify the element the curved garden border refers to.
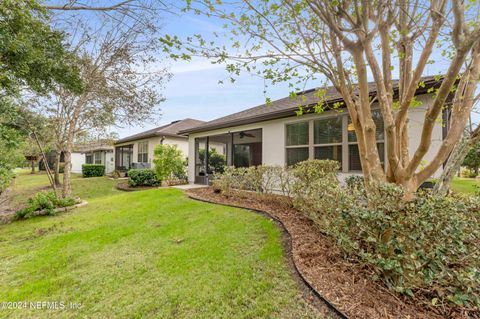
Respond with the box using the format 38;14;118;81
1;201;88;224
187;193;349;319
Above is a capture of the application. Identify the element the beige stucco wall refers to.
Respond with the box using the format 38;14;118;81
115;135;189;168
187;93;444;183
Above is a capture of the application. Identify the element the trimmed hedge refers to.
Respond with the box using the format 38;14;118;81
128;169;160;187
82;164;105;177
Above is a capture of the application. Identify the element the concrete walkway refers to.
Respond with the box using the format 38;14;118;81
172;184;209;190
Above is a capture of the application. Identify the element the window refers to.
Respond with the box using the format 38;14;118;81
85;154;93;164
285;110;385;172
137;141;148;163
314;117;343;168
348;110;385;170
287;148;309;166
286;122;309;166
94;151;102;164
286;122;309;146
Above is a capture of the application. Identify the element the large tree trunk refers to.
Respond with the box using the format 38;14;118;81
31;160;36;174
433;132;471;196
54;151;62;186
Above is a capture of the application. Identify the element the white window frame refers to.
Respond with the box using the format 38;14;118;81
285;121;310;166
284;111;386;172
94;151;102;164
137;141;149;163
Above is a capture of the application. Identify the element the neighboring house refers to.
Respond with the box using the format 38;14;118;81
39;150;85;174
114;119;205;171
180;77;450;185
81;143;115;174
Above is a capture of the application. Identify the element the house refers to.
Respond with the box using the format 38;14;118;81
39;150;85;174
80;142;115;174
114;119;205;171
180;77;449;185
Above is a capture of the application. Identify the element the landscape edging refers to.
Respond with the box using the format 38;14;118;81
187;193;349;319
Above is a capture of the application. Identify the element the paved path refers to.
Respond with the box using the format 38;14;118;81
172;184;209;190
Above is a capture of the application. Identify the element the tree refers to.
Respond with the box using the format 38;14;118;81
0;0;82;95
0;99;25;193
434;121;480;194
161;0;480;199
40;7;169;197
153;144;185;183
0;98;53;192
463;141;480;176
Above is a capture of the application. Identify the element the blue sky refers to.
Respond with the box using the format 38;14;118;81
114;8;464;139
113;12;290;138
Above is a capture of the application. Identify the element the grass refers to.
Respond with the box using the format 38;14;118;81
451;177;479;195
0;172;320;318
10;170;120;207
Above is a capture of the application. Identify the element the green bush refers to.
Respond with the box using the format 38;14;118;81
0;167;14;195
345;175;365;191
213;165;293;196
15;191;75;220
153;144;185;184
127;169;160;187
290;169;480;310
82;164;105;177
213;160;480;311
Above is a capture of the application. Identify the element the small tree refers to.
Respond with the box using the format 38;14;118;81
39;6;169;197
153;144;185;184
463;142;480;177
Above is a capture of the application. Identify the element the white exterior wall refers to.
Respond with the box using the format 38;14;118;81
71;152;85;174
115;136;189;168
187;93;444;183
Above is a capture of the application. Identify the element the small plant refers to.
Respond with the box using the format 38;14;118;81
127;169;160;187
153;144;185;184
15;192;75;220
82;164;105;177
345;175;364;191
111;170;122;179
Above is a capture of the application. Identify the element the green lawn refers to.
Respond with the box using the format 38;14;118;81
451;177;479;195
0;172;320;318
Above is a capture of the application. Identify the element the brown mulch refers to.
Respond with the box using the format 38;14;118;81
186;187;466;319
115;181;160;192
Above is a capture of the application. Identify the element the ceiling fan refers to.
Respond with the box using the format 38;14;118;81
239;131;255;138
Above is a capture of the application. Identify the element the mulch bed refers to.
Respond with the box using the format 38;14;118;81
187;187;465;319
115;181;160;192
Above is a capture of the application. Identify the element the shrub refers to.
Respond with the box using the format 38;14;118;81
127;169;160;187
461;167;478;178
213;165;293;197
15;191;75;220
345;174;364;191
153;144;185;184
111;170;122;179
82;164;105;177
0;167;14;195
291;177;480;310
212;160;480;311
211;166;237;195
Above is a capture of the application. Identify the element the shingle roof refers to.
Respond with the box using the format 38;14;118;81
115;118;205;144
180;76;442;135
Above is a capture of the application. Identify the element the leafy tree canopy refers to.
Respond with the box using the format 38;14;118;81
463;142;480;174
0;0;82;95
